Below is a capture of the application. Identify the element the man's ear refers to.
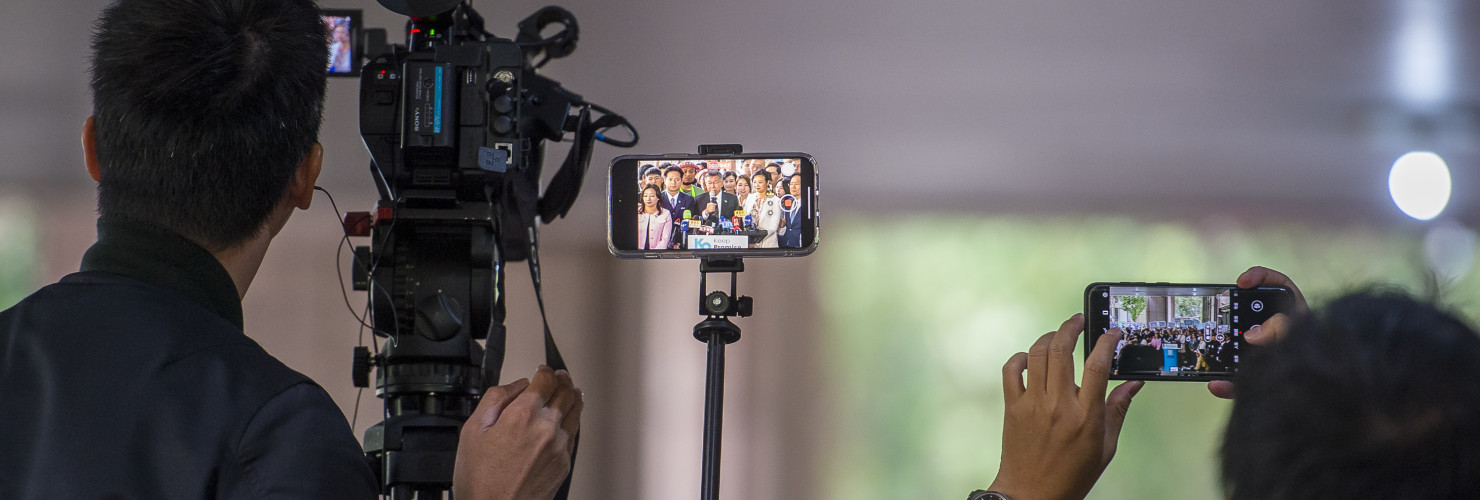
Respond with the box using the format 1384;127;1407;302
82;116;101;183
287;143;323;210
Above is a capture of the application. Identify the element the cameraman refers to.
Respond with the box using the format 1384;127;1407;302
0;1;580;499
973;267;1480;499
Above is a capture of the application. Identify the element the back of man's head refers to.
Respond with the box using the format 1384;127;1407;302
91;0;328;250
1222;291;1480;499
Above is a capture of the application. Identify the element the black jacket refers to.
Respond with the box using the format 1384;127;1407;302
0;217;377;499
694;191;741;227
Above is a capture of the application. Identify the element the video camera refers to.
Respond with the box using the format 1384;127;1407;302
329;1;636;497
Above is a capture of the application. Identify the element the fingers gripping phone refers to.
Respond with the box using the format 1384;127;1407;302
608;153;819;258
1084;283;1295;381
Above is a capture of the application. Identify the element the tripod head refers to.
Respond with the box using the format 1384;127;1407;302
695;257;751;345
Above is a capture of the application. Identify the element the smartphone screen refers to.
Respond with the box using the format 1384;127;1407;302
608;154;819;258
1083;283;1293;381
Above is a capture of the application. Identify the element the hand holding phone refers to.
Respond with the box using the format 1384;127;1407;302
1206;266;1309;397
993;314;1144;500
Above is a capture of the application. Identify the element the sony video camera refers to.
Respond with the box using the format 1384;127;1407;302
336;0;635;497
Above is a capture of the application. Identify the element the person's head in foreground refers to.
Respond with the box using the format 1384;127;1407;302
1221;291;1480;500
89;0;327;252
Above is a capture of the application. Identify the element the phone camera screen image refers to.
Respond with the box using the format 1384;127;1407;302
609;154;817;258
322;10;360;77
1084;283;1291;381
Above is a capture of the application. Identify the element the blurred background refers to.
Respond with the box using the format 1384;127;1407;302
3;0;1479;498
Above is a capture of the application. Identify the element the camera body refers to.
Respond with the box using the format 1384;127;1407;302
359;39;526;204
359;15;578;262
339;1;632;495
347;5;591;497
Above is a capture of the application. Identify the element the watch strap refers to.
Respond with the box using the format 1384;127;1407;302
967;490;1010;500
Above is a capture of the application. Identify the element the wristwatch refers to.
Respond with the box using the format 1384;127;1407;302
967;490;1010;500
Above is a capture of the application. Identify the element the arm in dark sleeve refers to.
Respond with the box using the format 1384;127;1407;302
219;383;379;500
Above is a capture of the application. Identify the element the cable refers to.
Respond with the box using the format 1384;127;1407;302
588;103;639;147
315;186;400;347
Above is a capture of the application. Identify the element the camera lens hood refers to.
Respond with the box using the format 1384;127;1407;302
376;0;461;17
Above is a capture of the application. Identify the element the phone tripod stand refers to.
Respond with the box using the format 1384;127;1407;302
692;256;753;500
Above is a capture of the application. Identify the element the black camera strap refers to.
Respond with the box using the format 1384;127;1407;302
538;105;634;222
525;223;578;500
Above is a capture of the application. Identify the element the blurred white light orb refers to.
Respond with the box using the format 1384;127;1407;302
1389;151;1451;220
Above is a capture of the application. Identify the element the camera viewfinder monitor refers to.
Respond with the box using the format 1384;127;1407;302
1083;283;1294;381
323;9;362;77
608;153;819;259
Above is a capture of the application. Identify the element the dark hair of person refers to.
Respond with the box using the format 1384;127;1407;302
780;174;797;195
90;0;329;250
1221;291;1480;500
639;184;661;212
643;166;662;177
722;170;736;180
751;170;771;184
663;166;683;178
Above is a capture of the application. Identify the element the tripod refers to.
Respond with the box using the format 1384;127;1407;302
693;256;753;500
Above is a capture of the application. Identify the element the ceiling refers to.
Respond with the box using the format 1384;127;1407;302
2;0;1475;223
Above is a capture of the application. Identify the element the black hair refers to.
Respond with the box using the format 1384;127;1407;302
639;184;661;210
781;174;799;195
90;0;329;250
751;170;772;183
722;170;736;180
643;166;662;177
663;166;683;178
1221;291;1480;499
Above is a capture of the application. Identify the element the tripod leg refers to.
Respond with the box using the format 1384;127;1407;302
701;333;726;500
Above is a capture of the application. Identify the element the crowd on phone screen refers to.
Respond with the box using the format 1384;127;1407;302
1112;325;1233;374
637;160;806;250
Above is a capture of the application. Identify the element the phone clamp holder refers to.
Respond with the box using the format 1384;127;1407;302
693;256;751;500
697;143;743;155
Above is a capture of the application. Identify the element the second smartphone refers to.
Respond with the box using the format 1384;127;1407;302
608;153;819;259
1084;283;1295;381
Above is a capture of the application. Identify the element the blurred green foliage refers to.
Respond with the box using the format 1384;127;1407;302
820;214;1480;500
0;197;39;309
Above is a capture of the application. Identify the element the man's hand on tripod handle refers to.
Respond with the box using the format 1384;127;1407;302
454;365;584;500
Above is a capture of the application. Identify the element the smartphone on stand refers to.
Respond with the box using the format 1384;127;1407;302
608;153;819;259
1084;283;1295;381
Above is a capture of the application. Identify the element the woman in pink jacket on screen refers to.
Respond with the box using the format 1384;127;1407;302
638;184;672;250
